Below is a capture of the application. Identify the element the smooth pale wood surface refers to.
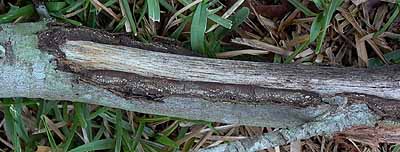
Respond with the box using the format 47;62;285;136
61;41;400;100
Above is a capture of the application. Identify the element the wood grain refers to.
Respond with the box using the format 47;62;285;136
60;40;400;102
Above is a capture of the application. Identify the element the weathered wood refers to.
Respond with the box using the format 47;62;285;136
200;104;377;152
60;40;400;102
0;22;398;148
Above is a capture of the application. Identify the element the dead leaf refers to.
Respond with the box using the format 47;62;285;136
355;34;369;67
231;38;293;56
36;146;51;152
216;49;270;58
351;0;368;6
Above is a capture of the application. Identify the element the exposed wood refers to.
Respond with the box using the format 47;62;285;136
59;40;400;102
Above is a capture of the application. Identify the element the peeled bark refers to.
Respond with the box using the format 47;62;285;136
0;22;399;151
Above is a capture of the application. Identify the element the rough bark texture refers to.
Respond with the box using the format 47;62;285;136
0;22;399;151
200;104;377;152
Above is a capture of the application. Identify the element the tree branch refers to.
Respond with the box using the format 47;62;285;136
200;104;378;152
0;22;399;132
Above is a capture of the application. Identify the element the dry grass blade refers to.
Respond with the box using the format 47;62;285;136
373;5;389;30
348;139;363;152
0;118;5;127
193;131;213;151
206;128;236;147
290;140;302;152
165;0;203;31
177;125;207;145
199;124;239;134
286;35;309;48
248;2;278;43
295;48;313;59
216;49;270;58
0;136;13;150
381;0;397;3
64;7;86;18
232;38;293;56
355;34;369;67
338;7;388;64
42;115;66;141
278;9;300;32
197;135;248;141
33;122;67;134
89;0;121;21
338;7;366;34
351;0;368;6
274;146;281;152
366;39;389;64
36;146;51;152
207;0;245;33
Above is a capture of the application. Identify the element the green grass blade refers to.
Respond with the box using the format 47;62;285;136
311;0;323;9
63;0;85;13
68;139;114;152
62;116;78;152
142;143;160;152
309;13;323;42
208;14;232;29
94;126;106;141
87;4;97;27
191;1;208;54
89;107;109;120
288;0;317;16
171;16;191;39
45;2;67;12
284;41;310;63
11;103;29;143
147;0;161;22
50;12;83;26
161;121;179;136
3;104;21;152
315;0;343;53
0;4;34;23
374;5;400;37
122;133;134;152
138;116;171;123
159;0;177;13
98;112;131;130
104;0;117;7
74;103;93;141
213;7;249;40
178;0;192;6
274;54;282;63
114;17;127;32
115;110;123;152
182;137;195;152
120;0;138;35
74;103;87;128
155;134;179;148
131;122;145;150
41;115;58;151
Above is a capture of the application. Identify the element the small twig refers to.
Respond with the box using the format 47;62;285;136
199;104;377;152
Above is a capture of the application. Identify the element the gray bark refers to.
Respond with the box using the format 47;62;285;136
0;22;399;151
